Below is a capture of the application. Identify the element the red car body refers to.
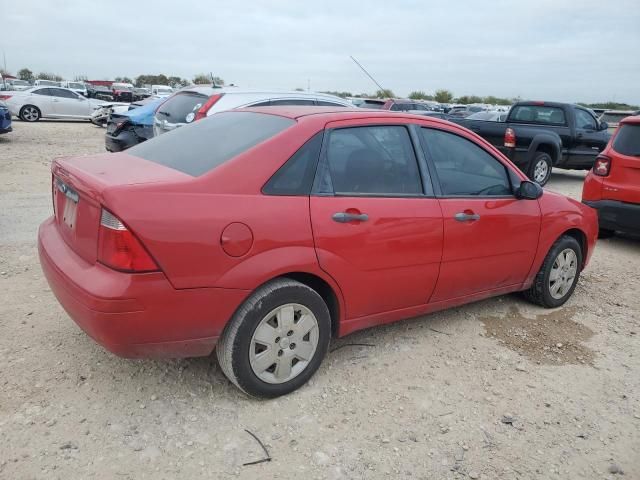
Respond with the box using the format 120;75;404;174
38;108;598;359
582;115;640;236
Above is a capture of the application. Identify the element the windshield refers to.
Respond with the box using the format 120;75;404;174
68;83;84;89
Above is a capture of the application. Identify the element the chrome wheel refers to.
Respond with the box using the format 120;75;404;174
249;303;319;384
548;248;578;299
534;159;549;184
21;106;40;122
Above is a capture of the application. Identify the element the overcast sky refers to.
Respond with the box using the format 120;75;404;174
1;0;639;103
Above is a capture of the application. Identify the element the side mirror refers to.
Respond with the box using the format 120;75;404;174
516;180;543;200
599;121;609;131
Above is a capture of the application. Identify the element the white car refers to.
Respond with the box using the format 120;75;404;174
151;85;173;98
61;81;88;97
3;87;105;122
153;87;352;136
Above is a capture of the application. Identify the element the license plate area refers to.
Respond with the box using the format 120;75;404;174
55;178;79;230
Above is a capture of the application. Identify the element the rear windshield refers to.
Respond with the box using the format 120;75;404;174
510;105;566;125
612;124;640;156
361;100;385;109
156;92;209;124
128;111;295;176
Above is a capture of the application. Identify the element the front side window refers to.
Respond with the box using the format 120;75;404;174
575;109;597;130
324;126;423;195
420;128;512;196
50;88;78;99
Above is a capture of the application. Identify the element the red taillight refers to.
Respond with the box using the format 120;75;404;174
504;128;516;148
195;93;223;121
593;154;611;177
98;209;159;273
0;94;12;100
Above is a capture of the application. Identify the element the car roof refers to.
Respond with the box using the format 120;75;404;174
176;86;349;100
621;115;640;125
236;106;455;126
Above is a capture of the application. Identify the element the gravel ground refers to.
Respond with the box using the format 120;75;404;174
0;121;638;480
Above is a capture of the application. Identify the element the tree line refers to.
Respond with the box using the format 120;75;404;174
2;68;225;89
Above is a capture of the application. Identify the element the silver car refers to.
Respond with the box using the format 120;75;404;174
3;87;105;122
153;87;352;136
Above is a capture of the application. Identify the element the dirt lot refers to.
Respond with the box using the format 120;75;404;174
1;121;638;480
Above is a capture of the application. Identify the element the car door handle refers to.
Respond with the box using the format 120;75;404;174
454;212;480;222
332;212;369;223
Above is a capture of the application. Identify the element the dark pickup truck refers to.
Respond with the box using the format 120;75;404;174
452;101;611;185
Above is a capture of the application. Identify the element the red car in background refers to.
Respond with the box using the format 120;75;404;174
582;115;640;237
38;108;598;397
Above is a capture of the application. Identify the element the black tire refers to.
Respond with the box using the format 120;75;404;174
216;278;331;398
598;228;615;239
19;105;41;122
524;235;583;308
528;151;553;186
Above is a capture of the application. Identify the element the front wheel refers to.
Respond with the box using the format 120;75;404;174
528;152;553;186
524;235;582;308
217;278;331;398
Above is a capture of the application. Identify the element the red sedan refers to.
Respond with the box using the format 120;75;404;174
582;115;640;237
39;107;598;397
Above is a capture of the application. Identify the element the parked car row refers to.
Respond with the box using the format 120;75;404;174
0;87;106;121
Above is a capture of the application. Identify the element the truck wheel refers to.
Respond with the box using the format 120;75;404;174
529;152;552;186
217;278;331;398
523;235;582;308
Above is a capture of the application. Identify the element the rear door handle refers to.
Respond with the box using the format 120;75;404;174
332;212;369;223
454;212;480;222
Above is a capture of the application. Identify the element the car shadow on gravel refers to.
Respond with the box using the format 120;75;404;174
480;305;595;366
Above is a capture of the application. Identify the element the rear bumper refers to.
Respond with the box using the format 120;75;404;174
583;199;640;235
38;217;249;358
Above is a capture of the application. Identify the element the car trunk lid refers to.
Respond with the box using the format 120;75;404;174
51;152;192;265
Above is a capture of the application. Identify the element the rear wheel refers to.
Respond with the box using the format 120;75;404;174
216;278;331;398
524;235;582;308
20;105;41;122
528;151;552;186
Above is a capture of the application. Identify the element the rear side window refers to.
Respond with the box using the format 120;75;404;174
510;105;566;125
156;92;209;124
263;132;323;195
128;112;295;176
420;128;512;196
612;124;640;156
269;99;316;106
323;126;423;195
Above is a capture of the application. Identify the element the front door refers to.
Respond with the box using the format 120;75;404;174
310;123;443;320
418;126;541;302
50;88;90;118
569;107;609;167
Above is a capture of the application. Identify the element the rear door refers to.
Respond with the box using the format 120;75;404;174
310;121;443;320
418;126;541;302
29;88;56;116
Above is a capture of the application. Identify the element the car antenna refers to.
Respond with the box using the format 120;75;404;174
350;55;388;95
